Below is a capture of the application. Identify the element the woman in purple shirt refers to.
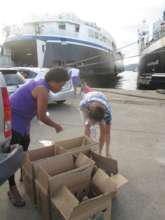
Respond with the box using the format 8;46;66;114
8;67;69;207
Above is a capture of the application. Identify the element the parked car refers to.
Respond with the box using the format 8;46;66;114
0;68;25;95
15;67;74;104
0;72;23;185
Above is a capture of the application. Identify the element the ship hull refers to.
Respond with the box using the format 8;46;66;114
3;36;124;81
138;45;165;88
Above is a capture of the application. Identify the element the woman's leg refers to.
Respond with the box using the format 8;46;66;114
8;130;30;207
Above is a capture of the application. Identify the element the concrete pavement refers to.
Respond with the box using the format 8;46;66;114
0;89;165;220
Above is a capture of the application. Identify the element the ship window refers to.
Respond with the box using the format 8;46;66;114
59;23;66;30
112;42;116;49
88;29;95;38
95;32;99;39
75;24;80;32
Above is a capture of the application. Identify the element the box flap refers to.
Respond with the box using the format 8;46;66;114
49;165;93;197
36;165;49;189
81;136;96;145
68;144;98;156
110;174;128;189
54;146;67;155
40;153;74;176
91;151;118;174
54;137;83;149
51;186;79;220
75;153;95;168
93;169;117;194
28;146;55;161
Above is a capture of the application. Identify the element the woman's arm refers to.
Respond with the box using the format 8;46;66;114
32;86;63;133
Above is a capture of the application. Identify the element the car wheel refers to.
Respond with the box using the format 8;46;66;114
56;100;66;104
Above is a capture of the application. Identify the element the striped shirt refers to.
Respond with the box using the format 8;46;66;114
80;91;112;124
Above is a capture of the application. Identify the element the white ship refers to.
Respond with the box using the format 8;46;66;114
2;14;124;81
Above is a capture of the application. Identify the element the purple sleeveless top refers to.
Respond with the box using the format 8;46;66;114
10;79;50;135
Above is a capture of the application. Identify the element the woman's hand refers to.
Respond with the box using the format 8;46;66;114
54;123;63;133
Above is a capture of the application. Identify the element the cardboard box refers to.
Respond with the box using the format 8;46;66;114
23;136;98;203
36;180;51;220
87;151;118;175
22;145;63;203
51;168;128;220
35;153;95;220
36;153;95;193
54;136;98;154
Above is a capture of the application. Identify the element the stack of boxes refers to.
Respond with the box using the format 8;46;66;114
22;136;128;220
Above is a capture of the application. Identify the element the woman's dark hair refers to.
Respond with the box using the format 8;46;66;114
45;67;69;82
88;105;105;122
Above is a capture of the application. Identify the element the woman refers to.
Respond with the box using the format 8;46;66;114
8;67;69;207
80;91;112;157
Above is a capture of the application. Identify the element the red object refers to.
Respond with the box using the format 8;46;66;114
1;87;12;138
83;85;93;93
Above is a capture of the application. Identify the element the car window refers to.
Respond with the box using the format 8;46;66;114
3;74;24;86
19;70;37;79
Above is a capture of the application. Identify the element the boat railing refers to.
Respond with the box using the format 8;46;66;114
141;29;165;50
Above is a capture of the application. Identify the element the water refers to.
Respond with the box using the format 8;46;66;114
116;71;138;90
85;71;138;90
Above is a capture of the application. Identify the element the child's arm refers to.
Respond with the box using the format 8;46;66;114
105;123;111;157
99;122;106;154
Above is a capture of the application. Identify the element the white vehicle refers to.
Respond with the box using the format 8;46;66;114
0;68;25;95
0;72;23;185
13;67;74;104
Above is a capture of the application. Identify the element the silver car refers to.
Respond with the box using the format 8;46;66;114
15;67;74;104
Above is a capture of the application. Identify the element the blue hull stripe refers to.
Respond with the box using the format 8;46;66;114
5;35;112;52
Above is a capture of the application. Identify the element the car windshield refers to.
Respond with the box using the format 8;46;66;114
3;74;24;86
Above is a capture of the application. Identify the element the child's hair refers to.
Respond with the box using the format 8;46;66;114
88;104;104;122
45;67;69;82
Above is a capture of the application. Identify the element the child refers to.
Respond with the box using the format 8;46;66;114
80;80;93;95
80;91;112;157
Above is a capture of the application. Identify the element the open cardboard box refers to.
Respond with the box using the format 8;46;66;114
22;145;64;203
36;153;127;220
53;136;98;154
23;136;96;176
51;169;128;220
35;153;95;220
36;153;95;193
23;136;97;203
